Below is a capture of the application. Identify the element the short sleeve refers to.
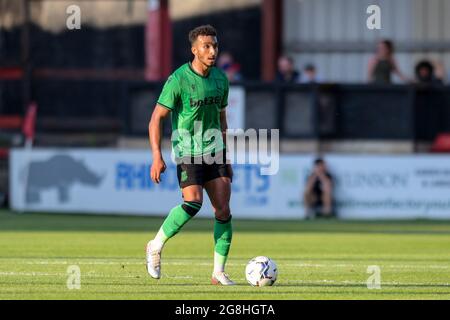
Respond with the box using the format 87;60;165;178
157;75;180;110
220;79;229;109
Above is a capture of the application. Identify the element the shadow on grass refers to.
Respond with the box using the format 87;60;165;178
2;209;450;235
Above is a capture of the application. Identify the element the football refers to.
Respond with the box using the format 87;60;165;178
245;256;278;287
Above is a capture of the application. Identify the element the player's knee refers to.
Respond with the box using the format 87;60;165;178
215;205;231;221
304;193;314;206
181;201;202;217
303;193;310;204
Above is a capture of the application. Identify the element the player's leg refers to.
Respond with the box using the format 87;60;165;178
146;162;203;279
320;185;333;217
204;176;235;285
153;185;203;246
303;189;317;219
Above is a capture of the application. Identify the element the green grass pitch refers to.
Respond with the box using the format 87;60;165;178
1;209;450;299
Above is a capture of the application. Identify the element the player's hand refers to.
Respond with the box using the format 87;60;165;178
150;157;166;184
309;171;318;181
317;171;327;181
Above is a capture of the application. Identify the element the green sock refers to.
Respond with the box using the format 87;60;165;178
213;216;232;272
160;204;196;240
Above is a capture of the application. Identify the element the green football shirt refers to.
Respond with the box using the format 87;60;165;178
157;62;229;158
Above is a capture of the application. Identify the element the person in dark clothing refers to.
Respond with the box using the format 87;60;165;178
367;39;409;84
276;55;301;83
303;158;334;219
415;60;444;85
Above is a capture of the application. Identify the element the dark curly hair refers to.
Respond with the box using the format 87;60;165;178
380;39;394;54
188;25;217;45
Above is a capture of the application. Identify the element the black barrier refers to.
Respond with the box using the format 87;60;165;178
1;79;450;143
332;84;415;140
124;81;171;137
0;80;23;115
28;79;126;133
124;82;450;143
414;86;450;141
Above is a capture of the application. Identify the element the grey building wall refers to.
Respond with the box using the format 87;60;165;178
283;0;450;83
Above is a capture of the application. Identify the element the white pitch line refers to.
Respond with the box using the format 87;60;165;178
2;259;449;269
10;261;449;269
0;271;192;280
0;271;63;276
282;263;450;269
283;279;450;286
163;275;193;279
1;272;448;287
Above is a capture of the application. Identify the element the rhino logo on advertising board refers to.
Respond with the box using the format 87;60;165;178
23;155;105;204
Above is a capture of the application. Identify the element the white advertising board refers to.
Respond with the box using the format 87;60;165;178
226;86;245;130
9;149;450;219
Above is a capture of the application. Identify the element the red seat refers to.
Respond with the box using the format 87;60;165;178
430;133;450;153
0;148;9;158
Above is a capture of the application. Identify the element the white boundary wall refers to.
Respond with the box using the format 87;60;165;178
10;149;450;220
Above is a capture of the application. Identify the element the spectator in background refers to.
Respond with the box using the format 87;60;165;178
303;158;334;219
368;39;409;84
276;55;301;83
217;51;242;82
415;60;444;85
300;63;320;83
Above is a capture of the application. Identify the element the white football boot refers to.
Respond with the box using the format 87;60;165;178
146;240;162;279
211;272;236;286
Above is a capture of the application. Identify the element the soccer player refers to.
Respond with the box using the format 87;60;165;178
146;25;235;285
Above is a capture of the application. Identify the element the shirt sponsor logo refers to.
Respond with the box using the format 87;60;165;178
190;96;222;108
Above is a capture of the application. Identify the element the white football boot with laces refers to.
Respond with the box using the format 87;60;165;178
211;272;236;286
146;240;162;279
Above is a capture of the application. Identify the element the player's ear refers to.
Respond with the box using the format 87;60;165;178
191;45;197;56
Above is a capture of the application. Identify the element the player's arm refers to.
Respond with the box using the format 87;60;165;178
149;105;171;184
317;172;333;190
150;75;180;184
391;58;410;83
304;173;316;193
220;77;230;150
220;109;228;149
